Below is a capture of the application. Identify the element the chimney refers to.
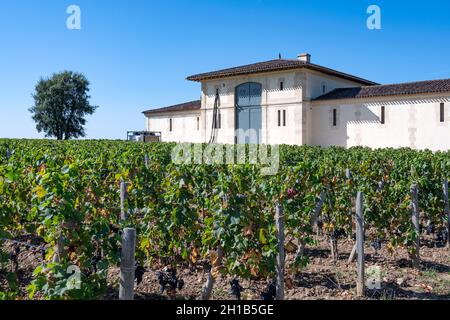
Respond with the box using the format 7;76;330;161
298;53;311;63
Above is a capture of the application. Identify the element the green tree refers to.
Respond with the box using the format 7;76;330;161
29;71;98;140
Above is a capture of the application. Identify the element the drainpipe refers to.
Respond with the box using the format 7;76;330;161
265;78;269;144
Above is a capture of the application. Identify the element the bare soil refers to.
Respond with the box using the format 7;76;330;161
2;236;449;300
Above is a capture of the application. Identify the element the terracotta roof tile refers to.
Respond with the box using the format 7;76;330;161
143;100;201;114
314;79;450;101
187;59;377;86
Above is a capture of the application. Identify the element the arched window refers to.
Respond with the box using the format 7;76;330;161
236;82;262;107
235;82;262;144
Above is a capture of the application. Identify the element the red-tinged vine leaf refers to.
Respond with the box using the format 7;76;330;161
250;266;259;277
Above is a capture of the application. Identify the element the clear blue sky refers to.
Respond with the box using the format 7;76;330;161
1;0;450;139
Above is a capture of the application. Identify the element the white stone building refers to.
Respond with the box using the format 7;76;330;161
143;53;450;151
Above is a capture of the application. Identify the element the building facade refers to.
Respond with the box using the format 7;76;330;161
143;53;450;151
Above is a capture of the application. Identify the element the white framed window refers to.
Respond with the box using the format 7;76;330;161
322;82;326;94
278;78;285;91
278;110;287;126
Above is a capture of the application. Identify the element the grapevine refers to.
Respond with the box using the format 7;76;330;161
0;140;449;299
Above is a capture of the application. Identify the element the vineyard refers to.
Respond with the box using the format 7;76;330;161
0;139;449;300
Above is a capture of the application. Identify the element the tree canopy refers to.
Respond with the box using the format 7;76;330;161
29;71;98;140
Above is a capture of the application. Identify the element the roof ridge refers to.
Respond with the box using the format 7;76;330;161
324;78;450;92
186;58;377;85
142;100;201;114
358;77;450;89
186;59;302;75
163;99;200;105
314;78;450;101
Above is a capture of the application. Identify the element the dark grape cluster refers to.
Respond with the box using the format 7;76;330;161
330;232;335;241
109;224;120;235
436;230;448;247
334;228;346;238
9;244;20;271
100;169;109;180
287;188;298;199
135;265;146;285
91;250;102;273
156;268;184;294
372;239;382;251
230;278;243;300
426;222;435;235
317;220;323;231
260;280;276;301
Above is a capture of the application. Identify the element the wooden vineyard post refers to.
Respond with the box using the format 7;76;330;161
201;247;223;300
355;191;365;297
119;228;136;300
346;169;353;241
410;184;420;269
377;180;384;193
310;191;326;237
52;235;64;263
120;180;129;221
6;147;10;160
202;195;226;300
298;191;326;261
349;179;385;264
201;271;214;301
330;234;338;261
119;180;136;300
348;244;357;264
144;154;149;169
325;192;338;261
345;168;351;179
444;179;450;248
275;204;285;300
